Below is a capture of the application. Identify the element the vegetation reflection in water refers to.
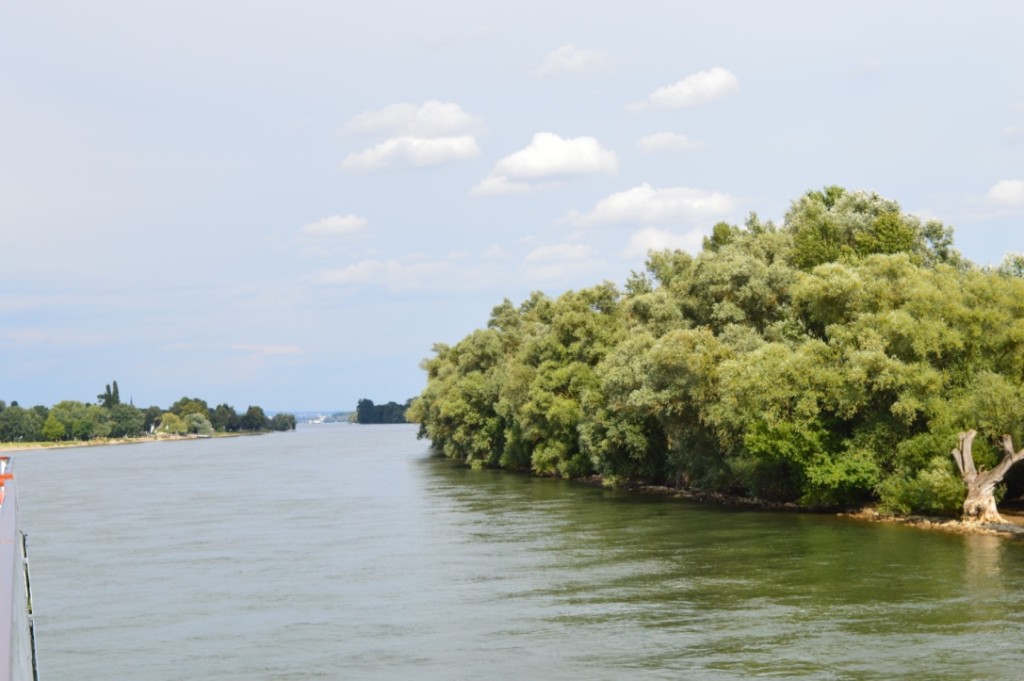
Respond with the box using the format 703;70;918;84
18;427;1024;681
422;452;1024;680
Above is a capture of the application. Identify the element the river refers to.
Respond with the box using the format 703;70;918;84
13;424;1024;680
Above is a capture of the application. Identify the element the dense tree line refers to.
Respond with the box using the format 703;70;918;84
0;383;296;444
355;398;410;424
410;187;1024;517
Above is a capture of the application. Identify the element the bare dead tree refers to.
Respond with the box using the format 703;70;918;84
951;430;1024;523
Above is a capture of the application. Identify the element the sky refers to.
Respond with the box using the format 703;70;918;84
2;1;1023;413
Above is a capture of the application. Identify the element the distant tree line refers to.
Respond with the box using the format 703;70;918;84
410;186;1024;518
355;398;411;424
0;380;296;443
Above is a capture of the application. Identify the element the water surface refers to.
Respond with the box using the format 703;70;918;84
15;425;1024;680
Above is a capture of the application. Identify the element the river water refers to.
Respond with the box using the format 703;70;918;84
13;424;1024;680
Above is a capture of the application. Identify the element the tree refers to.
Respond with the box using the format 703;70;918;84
142;406;163;433
185;413;214;436
356;399;408;424
951;430;1024;522
51;400;104;441
97;381;121;408
158;412;187;435
109;404;145;438
0;406;42;442
270;413;297;431
170;397;209;418
410;186;1024;518
211;404;240;432
41;414;65;441
240;406;268;431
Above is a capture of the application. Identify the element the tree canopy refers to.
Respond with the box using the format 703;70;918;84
0;380;297;443
355;399;410;424
410;187;1024;516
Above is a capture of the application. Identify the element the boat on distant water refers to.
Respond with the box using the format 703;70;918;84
0;458;38;681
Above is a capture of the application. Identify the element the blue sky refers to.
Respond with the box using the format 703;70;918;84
2;1;1023;412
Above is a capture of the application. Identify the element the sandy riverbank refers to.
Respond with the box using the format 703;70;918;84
0;432;256;453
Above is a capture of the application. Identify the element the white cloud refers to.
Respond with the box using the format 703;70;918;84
231;344;302;356
417;25;496;48
471;175;534;196
346;100;482;137
316;258;456;292
3;327;111;346
342;100;484;171
624;227;706;257
987;179;1024;205
566;184;737;226
536;44;611;76
853;59;886;77
484;244;512;259
342;135;480;170
1002;125;1024;142
636;132;703;153
525;243;594;262
473;132;617;195
630;67;739;111
496;133;618;179
315;255;519;294
300;214;367;237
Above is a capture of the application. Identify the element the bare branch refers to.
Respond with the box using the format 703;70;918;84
1001;434;1024;464
952;430;977;477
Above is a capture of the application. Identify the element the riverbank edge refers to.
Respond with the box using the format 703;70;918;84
0;431;264;452
573;475;1024;540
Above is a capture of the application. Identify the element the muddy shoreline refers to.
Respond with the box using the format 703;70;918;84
577;475;1024;539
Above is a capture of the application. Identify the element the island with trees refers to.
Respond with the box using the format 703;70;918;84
355;398;411;424
0;380;296;446
409;186;1024;525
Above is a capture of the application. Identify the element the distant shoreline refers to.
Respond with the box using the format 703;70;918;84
0;431;262;453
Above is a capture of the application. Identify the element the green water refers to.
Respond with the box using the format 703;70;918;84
16;425;1024;680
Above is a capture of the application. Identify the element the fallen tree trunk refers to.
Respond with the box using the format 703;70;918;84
951;430;1024;523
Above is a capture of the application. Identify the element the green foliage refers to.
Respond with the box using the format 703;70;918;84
41;414;65;441
97;380;121;408
171;397;209;418
158;412;187;435
413;186;1024;512
185;413;214;436
108;404;145;438
877;457;965;516
355;398;409;424
786;187;960;270
0;406;42;442
2;384;291;443
240;406;269;431
211;404;240;432
270;413;297;431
